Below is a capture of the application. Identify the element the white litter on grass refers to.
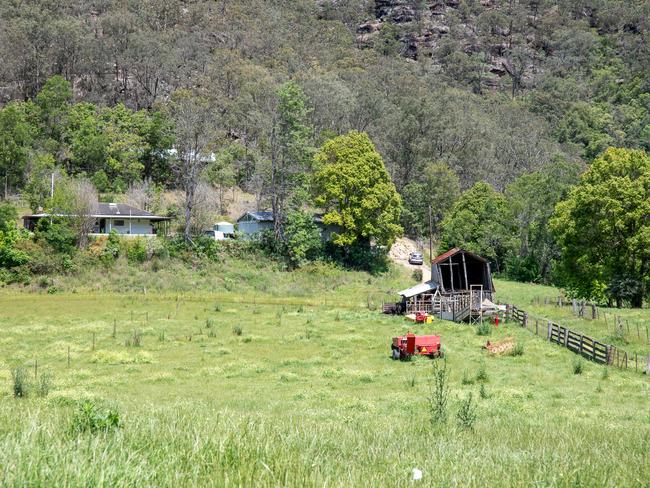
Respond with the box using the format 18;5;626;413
412;468;423;481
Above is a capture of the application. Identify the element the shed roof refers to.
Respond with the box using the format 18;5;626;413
237;211;274;222
431;247;488;265
398;280;438;298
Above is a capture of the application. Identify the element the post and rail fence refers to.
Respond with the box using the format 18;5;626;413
504;304;648;374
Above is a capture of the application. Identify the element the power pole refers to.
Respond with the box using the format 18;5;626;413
50;173;55;198
428;203;433;263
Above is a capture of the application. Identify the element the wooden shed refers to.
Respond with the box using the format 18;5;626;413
430;248;494;299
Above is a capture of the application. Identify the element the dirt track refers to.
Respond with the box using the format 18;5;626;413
388;237;431;283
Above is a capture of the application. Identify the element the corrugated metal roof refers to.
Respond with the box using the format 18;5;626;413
22;203;171;220
431;248;488;265
238;211;274;222
398;280;438;298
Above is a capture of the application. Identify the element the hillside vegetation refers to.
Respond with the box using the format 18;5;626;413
1;0;650;305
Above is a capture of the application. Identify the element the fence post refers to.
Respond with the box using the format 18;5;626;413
572;299;577;315
591;304;596;320
564;327;569;347
535;319;539;336
523;312;528;328
547;321;552;341
645;355;650;375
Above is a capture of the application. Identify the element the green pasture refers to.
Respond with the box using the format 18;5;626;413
0;266;649;486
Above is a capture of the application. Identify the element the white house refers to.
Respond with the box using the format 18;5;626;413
23;203;171;236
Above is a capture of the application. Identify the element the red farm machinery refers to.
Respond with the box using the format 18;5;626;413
391;333;442;360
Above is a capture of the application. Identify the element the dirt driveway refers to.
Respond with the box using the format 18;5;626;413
388;237;431;283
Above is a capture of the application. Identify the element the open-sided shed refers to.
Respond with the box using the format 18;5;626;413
430;248;494;298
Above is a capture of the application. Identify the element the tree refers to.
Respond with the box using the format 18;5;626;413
551;148;650;307
36;75;73;154
505;160;581;282
313;131;402;250
270;81;312;238
401;162;460;238
49;176;99;248
0;101;37;196
440;182;515;272
281;210;323;268
167;90;217;242
0;202;18;232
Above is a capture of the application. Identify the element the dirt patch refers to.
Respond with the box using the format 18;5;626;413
389;237;431;282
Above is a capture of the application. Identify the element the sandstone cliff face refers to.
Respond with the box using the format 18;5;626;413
358;1;462;58
357;0;517;89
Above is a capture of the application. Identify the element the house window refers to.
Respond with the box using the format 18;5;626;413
114;220;125;226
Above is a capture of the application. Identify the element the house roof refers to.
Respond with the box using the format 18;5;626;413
23;203;171;221
431;247;488;265
237;211;274;222
398;280;438;298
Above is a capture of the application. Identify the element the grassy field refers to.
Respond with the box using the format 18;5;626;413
1;264;649;486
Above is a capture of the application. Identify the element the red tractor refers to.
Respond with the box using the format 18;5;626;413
391;332;442;360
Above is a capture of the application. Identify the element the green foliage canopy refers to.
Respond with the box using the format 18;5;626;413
313;131;402;248
440;182;515;271
551;147;650;307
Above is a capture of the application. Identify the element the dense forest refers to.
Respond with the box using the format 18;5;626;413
0;0;649;305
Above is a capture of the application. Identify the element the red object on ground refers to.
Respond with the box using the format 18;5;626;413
494;315;500;327
415;312;428;323
391;332;442;360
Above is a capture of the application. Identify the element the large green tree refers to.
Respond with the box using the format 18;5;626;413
270;81;313;238
0;101;38;195
440;182;515;272
313;131;402;249
505;160;582;283
551;147;650;307
401;162;460;238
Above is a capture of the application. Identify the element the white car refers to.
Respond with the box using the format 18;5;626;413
408;252;424;265
204;230;226;240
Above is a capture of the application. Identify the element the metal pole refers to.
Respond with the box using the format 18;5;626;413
428;204;433;263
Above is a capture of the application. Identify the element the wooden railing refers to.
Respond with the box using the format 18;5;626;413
505;304;641;369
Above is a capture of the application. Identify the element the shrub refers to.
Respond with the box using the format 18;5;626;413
214;303;221;312
232;326;242;336
102;230;121;262
126;238;147;263
35;218;76;255
0;202;18;232
479;383;490;399
476;322;491;336
427;359;449;424
125;330;142;347
461;370;475;385
572;357;584;375
457;392;478;430
71;401;120;434
11;366;30;398
475;364;488;383
37;373;53;397
510;343;524;356
412;269;423;282
205;318;214;328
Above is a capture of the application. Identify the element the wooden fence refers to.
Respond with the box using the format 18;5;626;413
504;304;649;373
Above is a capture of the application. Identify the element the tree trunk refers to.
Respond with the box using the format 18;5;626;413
184;181;194;243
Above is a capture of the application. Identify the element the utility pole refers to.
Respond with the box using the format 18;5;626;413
428;203;433;263
4;173;7;200
50;172;55;198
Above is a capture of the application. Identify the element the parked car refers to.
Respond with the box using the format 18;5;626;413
408;251;423;265
204;230;226;240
